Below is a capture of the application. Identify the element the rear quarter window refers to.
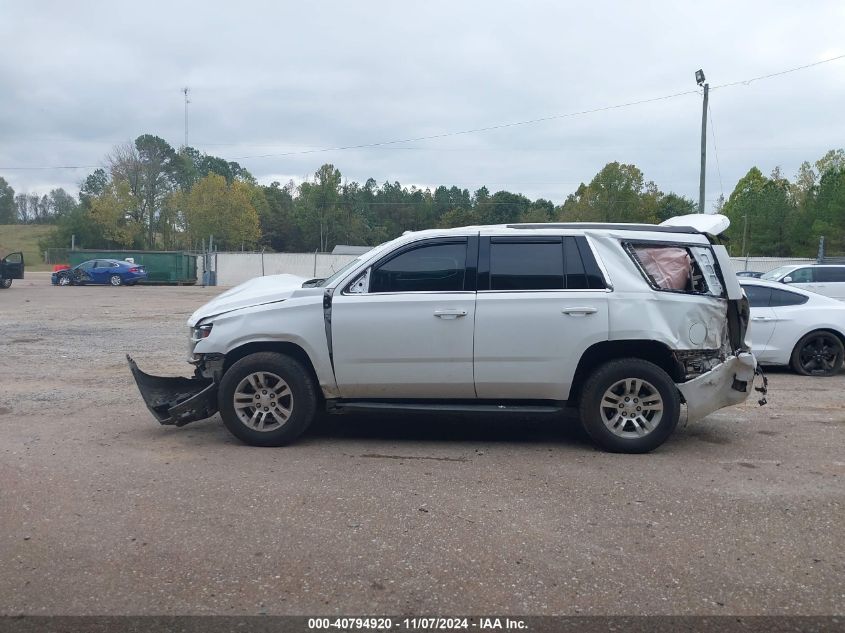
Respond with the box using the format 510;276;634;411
625;242;724;296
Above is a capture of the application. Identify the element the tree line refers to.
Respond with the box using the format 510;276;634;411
0;134;842;257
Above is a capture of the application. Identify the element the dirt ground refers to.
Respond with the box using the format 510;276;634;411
0;273;843;616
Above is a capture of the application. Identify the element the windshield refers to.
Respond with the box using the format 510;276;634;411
311;257;364;288
760;265;795;281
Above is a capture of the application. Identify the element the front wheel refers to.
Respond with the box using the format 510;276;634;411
0;278;11;289
218;352;318;446
110;274;123;286
578;358;680;453
790;331;844;376
57;275;71;286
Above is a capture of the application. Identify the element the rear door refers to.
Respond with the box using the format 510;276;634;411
1;252;24;279
813;267;845;300
473;235;609;400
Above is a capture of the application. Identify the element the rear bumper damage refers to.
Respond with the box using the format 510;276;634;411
126;355;219;426
676;352;762;423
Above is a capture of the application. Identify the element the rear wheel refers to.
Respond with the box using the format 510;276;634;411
218;352;317;446
110;274;123;286
579;358;680;453
0;278;11;289
790;331;844;377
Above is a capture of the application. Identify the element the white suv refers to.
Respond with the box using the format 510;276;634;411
760;264;845;300
129;214;760;453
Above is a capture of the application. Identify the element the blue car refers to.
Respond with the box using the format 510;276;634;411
52;259;148;286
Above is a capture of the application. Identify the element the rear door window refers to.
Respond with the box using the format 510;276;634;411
815;267;845;283
486;236;606;291
490;240;563;290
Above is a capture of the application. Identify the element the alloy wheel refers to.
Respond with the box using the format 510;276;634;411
799;333;840;375
599;378;664;438
233;371;294;432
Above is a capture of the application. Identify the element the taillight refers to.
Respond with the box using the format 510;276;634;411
129;267;139;273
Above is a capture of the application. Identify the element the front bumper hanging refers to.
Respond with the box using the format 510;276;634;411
127;355;219;426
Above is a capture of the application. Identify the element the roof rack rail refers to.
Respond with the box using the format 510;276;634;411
506;223;701;234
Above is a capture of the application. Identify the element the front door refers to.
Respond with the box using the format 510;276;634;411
331;237;477;399
1;252;24;279
473;235;609;400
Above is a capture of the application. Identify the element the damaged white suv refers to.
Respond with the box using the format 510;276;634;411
129;214;762;453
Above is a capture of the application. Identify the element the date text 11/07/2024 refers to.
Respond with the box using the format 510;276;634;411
307;617;528;630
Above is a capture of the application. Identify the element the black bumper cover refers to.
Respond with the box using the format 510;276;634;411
126;355;219;426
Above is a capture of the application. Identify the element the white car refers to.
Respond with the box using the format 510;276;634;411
760;264;845;300
741;279;845;376
128;214;761;454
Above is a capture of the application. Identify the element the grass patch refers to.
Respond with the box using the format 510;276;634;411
0;224;57;271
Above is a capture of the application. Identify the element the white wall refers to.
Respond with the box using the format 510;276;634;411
199;252;358;287
729;257;815;274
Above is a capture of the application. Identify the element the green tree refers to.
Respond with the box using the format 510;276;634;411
656;193;696;222
723;167;799;256
0;177;15;224
559;162;657;223
183;174;261;249
88;181;145;248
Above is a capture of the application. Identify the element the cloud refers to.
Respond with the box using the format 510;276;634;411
1;0;843;211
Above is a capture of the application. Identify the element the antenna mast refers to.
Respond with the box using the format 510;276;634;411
182;87;190;148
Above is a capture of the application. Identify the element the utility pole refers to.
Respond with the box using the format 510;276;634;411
695;69;708;213
182;87;190;148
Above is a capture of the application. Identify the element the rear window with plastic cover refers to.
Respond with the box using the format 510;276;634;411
625;242;725;297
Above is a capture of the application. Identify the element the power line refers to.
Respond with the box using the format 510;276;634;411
2;53;843;171
710;53;845;91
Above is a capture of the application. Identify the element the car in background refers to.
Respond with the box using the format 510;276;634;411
0;252;24;289
51;259;148;287
760;264;845;300
741;279;845;376
736;270;763;278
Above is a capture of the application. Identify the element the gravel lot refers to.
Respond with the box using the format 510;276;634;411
1;274;843;616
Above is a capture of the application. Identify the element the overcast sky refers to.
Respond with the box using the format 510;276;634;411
1;0;843;210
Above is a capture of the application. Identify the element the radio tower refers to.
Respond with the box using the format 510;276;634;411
183;87;191;148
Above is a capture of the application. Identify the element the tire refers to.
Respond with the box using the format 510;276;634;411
57;275;71;286
218;352;318;447
578;358;681;454
790;331;844;377
0;278;11;289
110;274;123;286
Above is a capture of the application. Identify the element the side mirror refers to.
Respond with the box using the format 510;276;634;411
782;276;793;284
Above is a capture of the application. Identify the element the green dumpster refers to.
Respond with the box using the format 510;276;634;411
67;250;197;285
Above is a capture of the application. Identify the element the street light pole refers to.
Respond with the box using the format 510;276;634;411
695;70;708;213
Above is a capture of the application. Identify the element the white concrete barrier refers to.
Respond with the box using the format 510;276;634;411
199;252;359;287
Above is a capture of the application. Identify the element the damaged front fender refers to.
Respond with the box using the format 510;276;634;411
677;352;759;423
127;355;219;426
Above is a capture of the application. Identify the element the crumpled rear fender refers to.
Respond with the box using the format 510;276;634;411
677;352;757;423
127;355;218;426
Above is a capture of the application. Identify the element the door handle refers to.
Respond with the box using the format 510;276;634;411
751;316;774;321
434;309;468;320
561;306;598;316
